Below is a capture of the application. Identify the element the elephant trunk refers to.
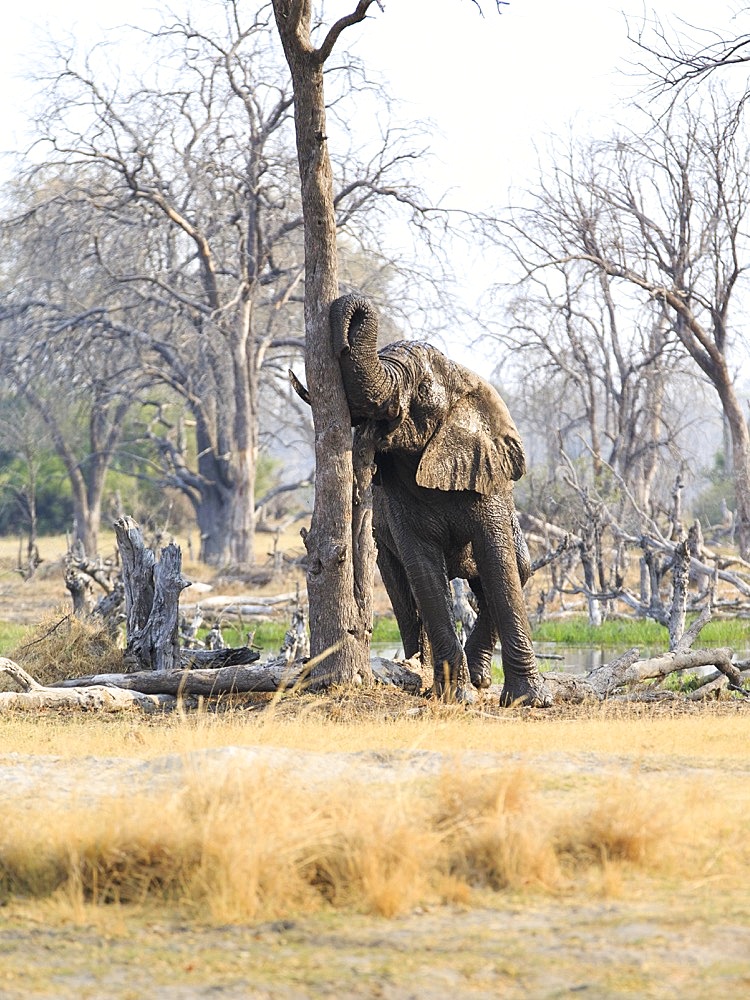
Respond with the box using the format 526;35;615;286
331;295;395;419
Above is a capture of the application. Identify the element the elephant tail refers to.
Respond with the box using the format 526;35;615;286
288;369;310;406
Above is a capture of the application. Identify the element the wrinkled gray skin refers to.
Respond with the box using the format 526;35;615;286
332;294;551;707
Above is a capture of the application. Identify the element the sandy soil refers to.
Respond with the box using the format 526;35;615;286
2;893;749;1000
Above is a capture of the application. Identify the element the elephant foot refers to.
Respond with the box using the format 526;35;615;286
469;660;493;690
430;683;477;705
500;673;552;708
432;655;474;703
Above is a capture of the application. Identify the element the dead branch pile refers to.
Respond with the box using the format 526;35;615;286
521;467;750;627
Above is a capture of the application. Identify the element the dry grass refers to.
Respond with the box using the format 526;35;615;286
5;612;124;688
1;701;749;923
0;686;747;760
1;531;749;940
1;760;747;923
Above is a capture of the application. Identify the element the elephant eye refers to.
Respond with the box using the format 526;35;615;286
417;380;431;399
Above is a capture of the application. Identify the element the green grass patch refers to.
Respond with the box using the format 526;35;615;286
532;615;750;649
199;618;402;654
662;671;705;693
197;621;289;652
694;617;750;648
373;616;402;644
0;622;28;656
532;617;667;647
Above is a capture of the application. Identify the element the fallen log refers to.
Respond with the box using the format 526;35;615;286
182;605;275;618
180;647;260;670
52;657;304;696
543;645;747;702
0;658;174;713
685;665;750;700
184;592;298;610
51;654;423;698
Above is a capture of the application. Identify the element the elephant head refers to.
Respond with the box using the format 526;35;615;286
332;294;526;494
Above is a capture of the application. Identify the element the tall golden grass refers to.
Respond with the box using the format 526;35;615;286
1;755;747;923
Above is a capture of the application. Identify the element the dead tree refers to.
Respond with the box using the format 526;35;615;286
114;516;258;673
272;2;381;689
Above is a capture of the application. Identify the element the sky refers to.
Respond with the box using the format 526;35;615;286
1;0;743;196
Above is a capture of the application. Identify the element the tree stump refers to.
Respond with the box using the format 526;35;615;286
112;516;260;674
114;517;190;672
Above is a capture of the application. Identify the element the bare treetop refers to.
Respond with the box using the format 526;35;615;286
629;7;750;96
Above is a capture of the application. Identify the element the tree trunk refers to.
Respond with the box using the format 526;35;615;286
194;454;257;570
190;409;257;570
667;538;690;651
719;382;750;560
75;500;101;561
272;2;375;688
227;305;258;569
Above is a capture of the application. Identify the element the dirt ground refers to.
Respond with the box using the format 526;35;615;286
1;723;750;1000
2;889;749;1000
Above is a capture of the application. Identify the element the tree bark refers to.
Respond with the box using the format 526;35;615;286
667;538;690;651
53;660;303;696
52;654;419;697
717;379;750;560
115;516;188;672
0;658;172;713
272;1;378;687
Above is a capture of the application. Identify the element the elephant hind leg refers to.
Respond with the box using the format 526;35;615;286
464;578;497;689
376;541;422;661
472;522;551;708
401;554;471;701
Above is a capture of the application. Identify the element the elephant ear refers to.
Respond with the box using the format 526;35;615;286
416;387;526;494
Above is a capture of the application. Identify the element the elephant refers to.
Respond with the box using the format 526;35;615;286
330;293;551;707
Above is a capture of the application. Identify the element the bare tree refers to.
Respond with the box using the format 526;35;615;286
629;7;750;96
498;94;750;555
0;306;141;558
493;260;689;514
0;395;49;576
0;176;148;558
272;0;380;686
16;4;434;569
271;0;507;687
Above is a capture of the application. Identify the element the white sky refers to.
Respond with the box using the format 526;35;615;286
1;0;742;195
